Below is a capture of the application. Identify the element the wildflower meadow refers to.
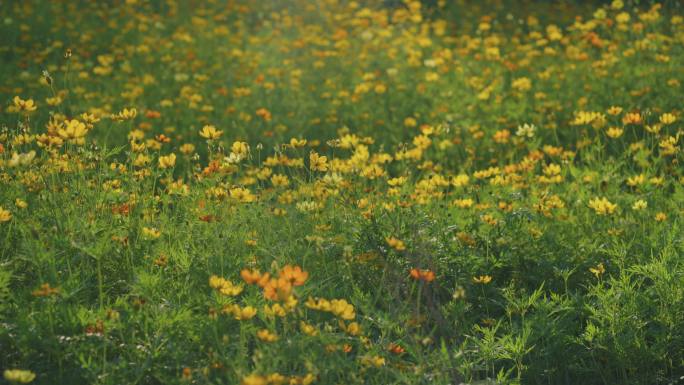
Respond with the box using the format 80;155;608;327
1;1;683;384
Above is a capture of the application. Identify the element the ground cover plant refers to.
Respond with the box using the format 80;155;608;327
1;0;683;384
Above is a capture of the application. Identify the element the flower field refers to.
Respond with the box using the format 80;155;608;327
1;1;683;384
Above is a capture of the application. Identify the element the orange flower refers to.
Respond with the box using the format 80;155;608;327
409;268;435;282
32;283;60;297
255;272;271;288
622;112;642;125
145;110;161;119
240;268;262;285
263;277;292;301
279;265;308;286
255;108;272;121
198;214;216;222
240;269;271;288
250;265;308;301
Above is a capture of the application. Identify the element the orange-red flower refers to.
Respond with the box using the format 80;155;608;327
388;343;405;354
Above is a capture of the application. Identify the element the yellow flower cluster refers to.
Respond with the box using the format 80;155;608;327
209;275;244;297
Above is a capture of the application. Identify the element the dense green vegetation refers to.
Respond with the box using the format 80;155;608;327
1;1;683;384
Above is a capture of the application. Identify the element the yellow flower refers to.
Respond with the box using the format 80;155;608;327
572;111;605;126
133;154;151;167
14;198;28;209
404;117;417;127
80;112;101;127
263;303;287;317
589;263;605;278
142;227;161;239
256;329;279;342
606;106;623;115
387;176;407;187
12;96;37;113
112;108;137;121
300;321;319;336
229;187;256;203
231;305;257;321
425;72;439;82
473;275;493;284
0;207;12;222
452;174;470;187
266;373;287;385
659;113;676;125
329;299;356;320
15;199;28;209
179;143;195;155
45;96;63;106
360;355;386;368
543;163;561;176
305;297;355;319
309;151;328;172
655;212;667;222
452;198;474;208
209;275;244;296
4;369;36;383
658;136;678;156
158;153;176;169
385;236;406;251
241;374;267;385
7;151;36;168
626;174;645;187
231;141;249;157
270;174;290;187
340;320;361;336
58;119;88;145
645;124;661;134
616;12;630;23
289;137;307;147
632;200;648;210
650;176;665;186
511;77;532;92
588;197;618;215
360;164;385;179
199;124;223;140
516;123;536;138
606;127;624;139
